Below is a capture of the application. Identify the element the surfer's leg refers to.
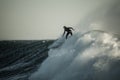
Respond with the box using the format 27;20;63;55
66;32;69;39
70;32;72;36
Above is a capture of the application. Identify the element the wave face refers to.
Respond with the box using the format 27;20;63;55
29;30;120;80
0;40;54;80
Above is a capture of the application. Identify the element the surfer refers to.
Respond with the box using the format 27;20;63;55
63;26;74;39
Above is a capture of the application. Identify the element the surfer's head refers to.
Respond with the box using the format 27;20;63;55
63;26;66;28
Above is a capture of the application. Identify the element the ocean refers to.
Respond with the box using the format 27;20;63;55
0;30;120;80
0;40;54;80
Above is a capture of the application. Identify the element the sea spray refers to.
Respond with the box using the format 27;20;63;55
29;30;120;80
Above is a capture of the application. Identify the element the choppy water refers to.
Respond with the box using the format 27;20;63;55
0;30;120;80
0;40;54;80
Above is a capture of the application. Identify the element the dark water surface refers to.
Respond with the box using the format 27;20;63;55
0;40;54;80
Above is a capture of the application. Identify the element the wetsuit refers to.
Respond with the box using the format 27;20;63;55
63;27;74;39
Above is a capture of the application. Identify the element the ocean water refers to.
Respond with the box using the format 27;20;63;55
30;30;120;80
0;40;54;80
0;30;120;80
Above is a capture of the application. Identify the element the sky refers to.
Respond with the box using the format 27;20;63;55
0;0;120;40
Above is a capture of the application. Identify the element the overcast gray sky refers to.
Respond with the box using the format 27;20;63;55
0;0;120;40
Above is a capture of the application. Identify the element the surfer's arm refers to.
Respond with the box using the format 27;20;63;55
69;27;74;31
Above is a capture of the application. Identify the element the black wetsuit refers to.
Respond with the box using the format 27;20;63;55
63;27;74;39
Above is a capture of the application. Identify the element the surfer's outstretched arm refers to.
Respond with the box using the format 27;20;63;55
69;27;74;31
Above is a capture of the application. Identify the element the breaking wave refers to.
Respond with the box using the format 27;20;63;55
29;30;120;80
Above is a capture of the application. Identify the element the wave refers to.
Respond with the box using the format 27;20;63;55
0;40;54;80
29;30;120;80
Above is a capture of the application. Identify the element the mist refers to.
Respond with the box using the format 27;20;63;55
78;0;120;35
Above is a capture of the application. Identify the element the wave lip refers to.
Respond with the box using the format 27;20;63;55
29;30;120;80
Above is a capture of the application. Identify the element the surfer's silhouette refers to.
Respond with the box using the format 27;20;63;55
63;26;74;39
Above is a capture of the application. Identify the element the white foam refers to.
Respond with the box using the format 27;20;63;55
29;31;120;80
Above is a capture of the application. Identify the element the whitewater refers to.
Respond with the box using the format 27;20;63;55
29;30;120;80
